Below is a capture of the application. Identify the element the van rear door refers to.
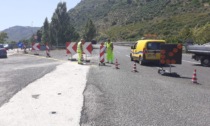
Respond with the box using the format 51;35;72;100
145;42;165;60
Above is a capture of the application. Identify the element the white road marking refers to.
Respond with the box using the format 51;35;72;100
182;60;200;64
126;55;130;57
0;62;89;126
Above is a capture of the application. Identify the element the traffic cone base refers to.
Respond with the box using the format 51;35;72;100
115;59;120;69
132;62;138;72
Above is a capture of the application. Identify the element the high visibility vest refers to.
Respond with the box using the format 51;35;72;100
77;41;82;53
106;42;113;52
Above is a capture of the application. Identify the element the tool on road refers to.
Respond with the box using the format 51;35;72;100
132;62;138;72
115;59;120;69
192;69;198;84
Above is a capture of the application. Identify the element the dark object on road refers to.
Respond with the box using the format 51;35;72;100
186;43;210;67
0;44;7;58
158;67;180;77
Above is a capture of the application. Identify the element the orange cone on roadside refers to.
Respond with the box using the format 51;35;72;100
115;59;119;69
192;69;198;83
132;62;138;72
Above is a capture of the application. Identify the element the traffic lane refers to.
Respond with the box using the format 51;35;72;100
0;54;61;107
170;60;210;88
81;49;210;126
115;45;210;88
82;48;210;125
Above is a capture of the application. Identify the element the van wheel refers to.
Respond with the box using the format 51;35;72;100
130;54;133;61
201;58;210;67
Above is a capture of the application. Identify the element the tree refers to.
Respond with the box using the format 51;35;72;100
50;2;79;46
83;19;97;41
36;30;42;43
42;18;50;45
0;32;8;44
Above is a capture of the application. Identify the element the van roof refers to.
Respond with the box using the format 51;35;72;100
137;39;166;43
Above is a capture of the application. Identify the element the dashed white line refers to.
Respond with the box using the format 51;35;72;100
126;55;130;57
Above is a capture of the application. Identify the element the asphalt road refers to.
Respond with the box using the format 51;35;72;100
0;49;97;107
0;53;61;107
81;45;210;126
1;46;210;126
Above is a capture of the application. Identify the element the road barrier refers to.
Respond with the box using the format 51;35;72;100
99;44;106;66
32;43;40;55
46;43;51;57
66;42;92;62
66;42;77;61
83;42;92;62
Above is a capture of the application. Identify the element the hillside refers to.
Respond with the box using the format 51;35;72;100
68;0;210;41
3;26;40;42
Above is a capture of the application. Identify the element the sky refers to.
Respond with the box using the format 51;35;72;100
0;0;81;31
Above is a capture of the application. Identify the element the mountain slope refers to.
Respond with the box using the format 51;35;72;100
68;0;210;41
3;26;40;42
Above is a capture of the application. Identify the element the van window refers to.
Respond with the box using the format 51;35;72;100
147;42;163;50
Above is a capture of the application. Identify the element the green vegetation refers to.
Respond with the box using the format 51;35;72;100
0;32;8;44
68;0;210;43
49;2;79;46
83;19;97;41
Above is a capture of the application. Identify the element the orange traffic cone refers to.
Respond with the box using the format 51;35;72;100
115;59;119;69
192;69;198;83
132;62;138;72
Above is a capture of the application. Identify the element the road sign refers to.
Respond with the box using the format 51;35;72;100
83;42;92;55
32;43;40;51
66;42;77;55
160;44;182;64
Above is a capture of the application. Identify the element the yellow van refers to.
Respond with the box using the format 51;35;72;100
130;39;166;65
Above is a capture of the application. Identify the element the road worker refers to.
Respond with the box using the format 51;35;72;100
105;39;114;64
77;39;85;64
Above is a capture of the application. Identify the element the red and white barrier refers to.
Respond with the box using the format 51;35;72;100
66;42;92;62
66;42;77;55
100;45;106;63
32;42;40;55
83;42;92;55
32;43;40;51
46;43;51;57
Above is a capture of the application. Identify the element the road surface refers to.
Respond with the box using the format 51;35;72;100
0;46;210;126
